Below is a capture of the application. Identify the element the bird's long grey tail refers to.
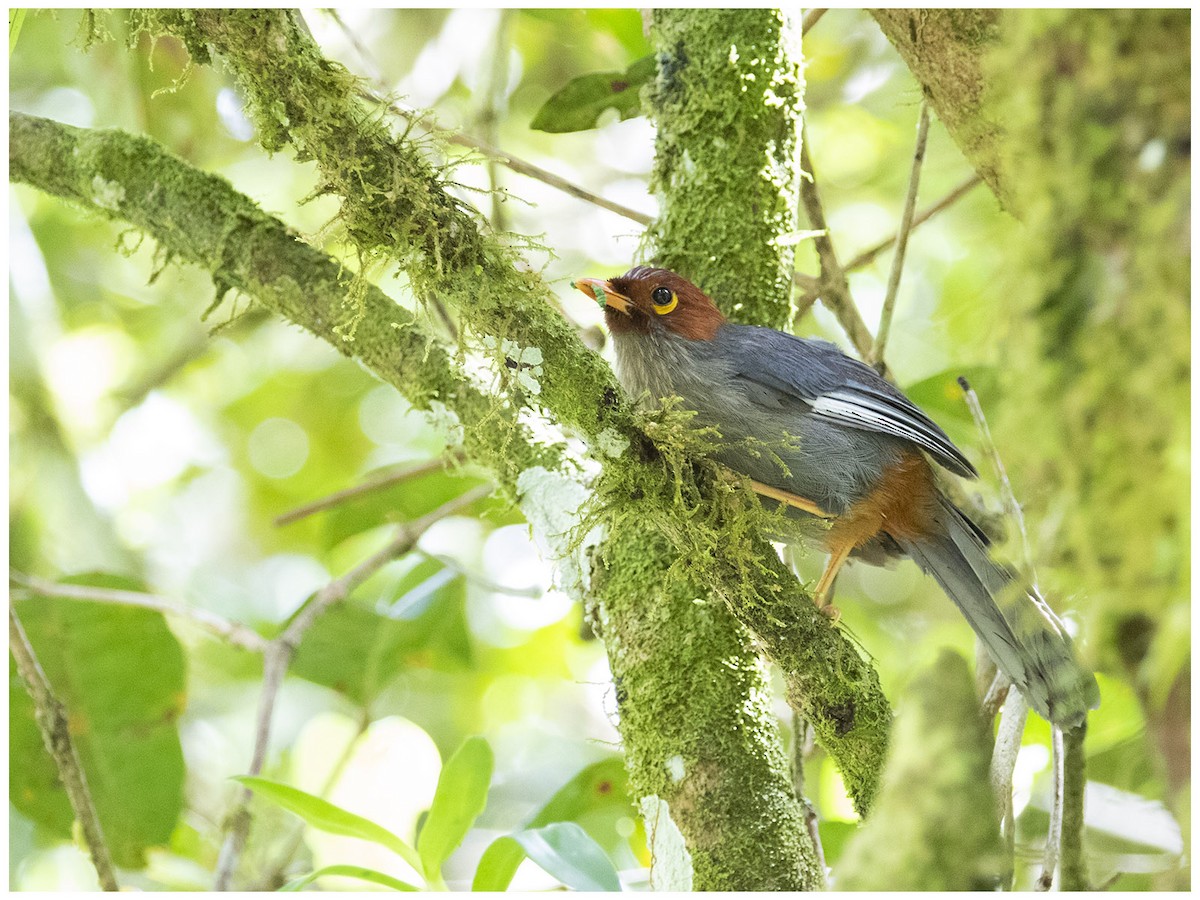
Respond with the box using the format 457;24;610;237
897;495;1100;728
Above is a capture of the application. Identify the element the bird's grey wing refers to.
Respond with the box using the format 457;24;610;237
720;325;978;479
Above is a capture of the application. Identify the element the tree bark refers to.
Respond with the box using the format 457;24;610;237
872;8;1189;888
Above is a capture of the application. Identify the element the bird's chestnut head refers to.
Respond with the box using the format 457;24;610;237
572;266;727;340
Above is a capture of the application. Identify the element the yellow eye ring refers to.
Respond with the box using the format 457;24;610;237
651;287;678;315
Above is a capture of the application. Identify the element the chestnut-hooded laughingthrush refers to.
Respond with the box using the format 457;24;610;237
574;265;1100;728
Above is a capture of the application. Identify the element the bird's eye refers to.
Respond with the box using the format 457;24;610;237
651;286;678;314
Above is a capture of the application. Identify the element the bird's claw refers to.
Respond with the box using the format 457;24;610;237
813;592;842;624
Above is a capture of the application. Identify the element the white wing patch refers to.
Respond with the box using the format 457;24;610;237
811;391;974;477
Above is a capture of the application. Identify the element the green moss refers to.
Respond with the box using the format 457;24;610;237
836;651;1003;890
646;9;805;328
123;10;629;454
982;10;1189;699
581;398;889;822
42;10;893;882
589;517;821;890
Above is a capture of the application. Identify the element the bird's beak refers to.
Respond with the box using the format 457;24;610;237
571;277;632;315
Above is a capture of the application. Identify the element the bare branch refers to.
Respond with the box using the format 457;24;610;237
1058;724;1090;890
318;11;654;228
369;90;655;226
214;484;492;889
989;688;1028;890
115;308;270;412
10;571;268;653
10;607;120;891
253;708;374;890
790;712;828;888
801;8;827;34
1036;725;1066;890
843;175;983;273
792;174;984;327
274;451;467;526
871;98;930;367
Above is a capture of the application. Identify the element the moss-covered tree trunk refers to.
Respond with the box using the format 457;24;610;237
983;11;1190;852
874;8;1189;887
587;9;824;890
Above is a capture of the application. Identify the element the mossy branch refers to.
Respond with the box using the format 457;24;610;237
8;110;555;492
870;9;1007;206
10;109;890;819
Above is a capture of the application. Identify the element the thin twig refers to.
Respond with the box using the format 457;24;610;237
115;308;270;412
1037;726;1066;890
990;688;1029;890
842;175;983;273
253;707;374;890
870;98;930;367
10;571;268;653
317;11;654;228
416;549;544;598
274;451;466;526
958;377;1037;582
213;484;491;889
797;134;877;362
980;667;1010;720
790;711;828;887
480;9;513;230
791;175;983;323
10;607;120;891
1058;723;1090;890
366;89;655;226
801;8;827;34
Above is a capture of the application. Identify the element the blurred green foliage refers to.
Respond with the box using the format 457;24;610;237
8;7;1186;892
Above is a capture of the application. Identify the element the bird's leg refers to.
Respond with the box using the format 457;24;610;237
813;541;853;621
748;479;834;519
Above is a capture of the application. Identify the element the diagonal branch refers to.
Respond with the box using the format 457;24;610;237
320;10;654;228
11;101;889;828
842;174;983;273
798;134;877;362
792;173;984;326
10;571;269;653
10;607;120;891
214;484;491;889
274;451;467;526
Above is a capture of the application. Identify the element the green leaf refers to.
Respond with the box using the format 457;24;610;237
528;757;629;828
234;776;423;876
280;864;420;892
472;835;526;892
531;55;655;133
417;736;494;878
473;823;622;892
10;577;186;868
290;567;472;704
521;756;645;869
9;8;27;54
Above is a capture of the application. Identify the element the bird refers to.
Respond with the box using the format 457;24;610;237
572;265;1100;728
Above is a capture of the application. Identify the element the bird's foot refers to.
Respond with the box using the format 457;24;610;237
818;602;841;624
812;589;842;624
